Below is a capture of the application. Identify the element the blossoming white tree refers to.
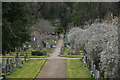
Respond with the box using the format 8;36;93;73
67;22;120;79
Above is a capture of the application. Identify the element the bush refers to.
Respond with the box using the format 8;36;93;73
31;50;44;56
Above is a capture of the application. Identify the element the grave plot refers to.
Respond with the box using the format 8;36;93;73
1;53;30;79
3;59;46;79
66;59;93;79
59;34;83;58
2;34;59;59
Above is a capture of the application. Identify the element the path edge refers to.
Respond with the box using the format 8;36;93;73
33;59;48;80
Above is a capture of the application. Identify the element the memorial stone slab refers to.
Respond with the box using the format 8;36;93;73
60;46;64;55
93;65;96;78
68;49;73;55
16;58;18;68
10;52;13;55
20;50;24;56
12;58;15;70
19;58;22;68
75;49;80;55
6;58;10;75
10;59;13;73
2;59;5;78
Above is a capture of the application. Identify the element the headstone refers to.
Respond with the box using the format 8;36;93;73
2;59;5;78
26;42;29;50
50;40;53;48
35;47;39;51
16;58;18;68
96;70;100;80
16;52;19;58
88;59;91;70
20;50;24;56
93;65;96;78
83;56;86;65
12;58;15;70
75;49;80;55
10;52;13;55
60;46;64;55
43;51;47;55
92;61;94;72
68;49;73;55
55;35;58;41
6;58;10;75
10;59;13;73
2;59;5;68
54;40;56;45
19;58;22;68
31;41;38;50
47;43;50;52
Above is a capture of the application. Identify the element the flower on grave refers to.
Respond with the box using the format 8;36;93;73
26;58;28;61
19;64;22;68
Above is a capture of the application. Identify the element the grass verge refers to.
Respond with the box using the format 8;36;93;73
66;59;94;79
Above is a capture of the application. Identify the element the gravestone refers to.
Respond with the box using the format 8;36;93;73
70;44;74;49
60;46;64;55
54;40;56;45
88;59;91;70
10;59;13;73
10;52;13;55
93;65;96;78
75;49;80;55
96;70;100;80
83;56;86;65
2;59;5;78
43;50;47;55
16;58;18;68
68;49;73;55
16;52;19;58
20;50;24;56
19;58;22;68
31;41;38;50
35;47;39;51
6;58;10;75
15;52;19;68
50;39;53;48
12;58;15;70
47;43;50;52
92;61;94;71
26;42;29;50
55;35;58;41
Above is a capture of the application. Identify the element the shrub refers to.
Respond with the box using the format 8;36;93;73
31;50;44;56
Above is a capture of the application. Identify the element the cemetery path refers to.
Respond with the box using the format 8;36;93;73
35;36;66;78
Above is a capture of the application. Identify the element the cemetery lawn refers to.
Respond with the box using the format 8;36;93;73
66;59;93;79
5;59;46;79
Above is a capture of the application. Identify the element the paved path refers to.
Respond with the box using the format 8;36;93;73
35;37;66;78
